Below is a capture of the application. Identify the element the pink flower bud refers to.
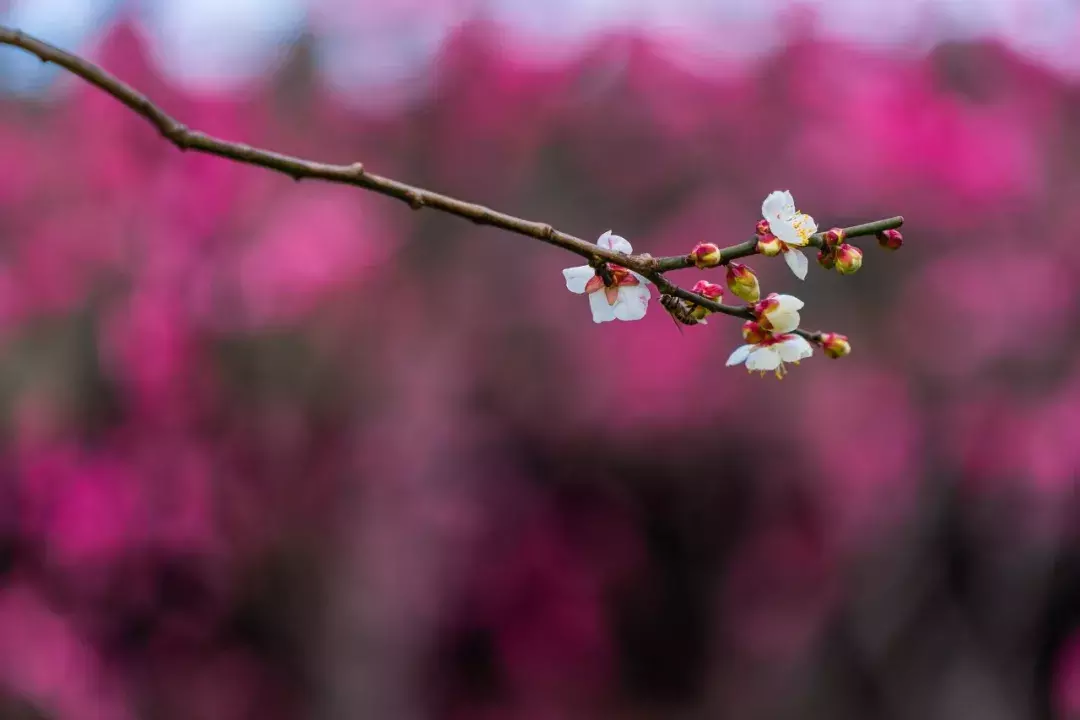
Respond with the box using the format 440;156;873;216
725;262;760;303
820;332;851;359
834;244;863;275
876;229;903;251
691;242;722;269
817;249;836;269
691;279;724;300
755;219;771;237
756;234;783;257
822;227;845;247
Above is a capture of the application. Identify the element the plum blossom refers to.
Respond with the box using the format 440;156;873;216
761;191;818;280
562;231;651;323
726;320;814;378
754;293;803;334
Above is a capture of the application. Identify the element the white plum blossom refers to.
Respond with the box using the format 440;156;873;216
726;333;814;377
761;190;818;280
754;293;803;334
726;319;814;378
563;231;651;323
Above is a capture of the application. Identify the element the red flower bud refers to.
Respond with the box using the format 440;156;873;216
834;244;863;275
725;262;760;303
691;242;722;269
876;229;903;251
820;332;851;359
822;227;845;247
690;279;724;300
757;234;782;257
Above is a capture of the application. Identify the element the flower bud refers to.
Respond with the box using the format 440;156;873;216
691;280;724;301
816;249;836;270
820;332;851;359
876;229;903;251
834;244;863;275
756;234;782;256
742;320;769;345
822;227;844;247
691;242;722;269
755;219;771;237
725;262;760;303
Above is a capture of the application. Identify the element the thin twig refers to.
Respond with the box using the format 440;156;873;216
0;25;901;335
649;216;905;273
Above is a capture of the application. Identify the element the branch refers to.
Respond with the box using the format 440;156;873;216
0;25;900;357
649;216;905;273
0;25;616;264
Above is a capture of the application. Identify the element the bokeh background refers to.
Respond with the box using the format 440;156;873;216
1;0;1079;718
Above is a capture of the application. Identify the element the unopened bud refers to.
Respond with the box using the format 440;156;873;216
820;332;851;359
742;320;769;345
822;227;845;247
757;234;782;257
876;229;903;251
691;242;722;269
691;280;724;300
755;219;771;237
816;249;836;270
834;244;863;275
725;262;761;303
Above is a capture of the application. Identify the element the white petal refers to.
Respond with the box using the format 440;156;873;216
774;294;805;312
597;230;633;255
588;288;618;323
629;271;651;286
612;285;650;321
767;311;801;335
726;344;755;367
771;219;803;246
783;248;808;280
762;191;796;223
563;265;595;294
796;213;818;238
746;347;781;371
776;336;814;362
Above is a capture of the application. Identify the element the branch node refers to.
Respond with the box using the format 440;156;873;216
408;192;425;210
348;162;365;177
541;224;555;240
164;123;190;150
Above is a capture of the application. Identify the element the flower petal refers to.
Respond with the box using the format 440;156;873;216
795;213;818;238
762;191;796;224
588;288;618;323
746;346;781;371
774;294;805;312
629;271;651;286
597;230;633;255
563;265;594;294
768;312;800;335
726;344;755;367
776;335;814;362
770;221;797;245
612;285;650;321
783;248;809;280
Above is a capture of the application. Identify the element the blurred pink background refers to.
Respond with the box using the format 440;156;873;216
1;1;1079;718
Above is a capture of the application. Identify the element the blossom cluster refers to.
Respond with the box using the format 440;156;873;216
563;191;902;378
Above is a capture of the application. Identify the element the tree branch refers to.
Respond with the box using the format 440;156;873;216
648;216;905;273
0;25;901;346
0;25;608;261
